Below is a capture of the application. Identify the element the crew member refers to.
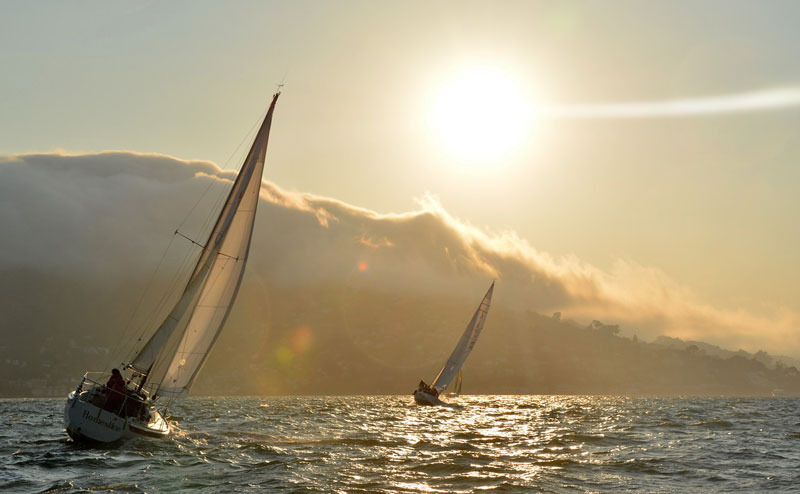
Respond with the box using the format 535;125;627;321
105;368;127;413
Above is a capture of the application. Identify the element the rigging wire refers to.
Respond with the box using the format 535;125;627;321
141;106;270;404
175;108;267;234
107;232;180;371
110;105;269;375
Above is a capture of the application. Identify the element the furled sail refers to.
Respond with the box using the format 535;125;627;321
129;92;280;399
431;282;494;391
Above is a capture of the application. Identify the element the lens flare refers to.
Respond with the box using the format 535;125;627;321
289;326;312;354
274;326;314;366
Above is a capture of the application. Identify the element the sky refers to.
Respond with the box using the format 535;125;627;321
2;1;800;355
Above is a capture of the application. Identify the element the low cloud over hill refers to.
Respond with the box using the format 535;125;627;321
1;151;798;396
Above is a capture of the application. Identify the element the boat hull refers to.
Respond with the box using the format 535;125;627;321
413;390;446;406
65;391;170;444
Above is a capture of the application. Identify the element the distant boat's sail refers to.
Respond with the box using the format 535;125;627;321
451;369;462;396
431;282;494;392
130;92;280;399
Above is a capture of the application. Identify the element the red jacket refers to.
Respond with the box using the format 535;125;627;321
106;374;126;394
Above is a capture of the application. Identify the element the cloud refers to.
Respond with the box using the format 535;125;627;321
1;151;798;357
0;151;227;275
541;87;800;119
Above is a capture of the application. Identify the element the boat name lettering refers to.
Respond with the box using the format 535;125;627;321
81;410;122;431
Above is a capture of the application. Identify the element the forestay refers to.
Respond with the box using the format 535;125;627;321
129;92;280;399
431;282;494;391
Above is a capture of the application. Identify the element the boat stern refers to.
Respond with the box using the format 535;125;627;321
413;390;445;406
64;389;127;443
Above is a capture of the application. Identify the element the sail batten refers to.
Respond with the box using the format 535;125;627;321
431;282;494;391
129;92;280;399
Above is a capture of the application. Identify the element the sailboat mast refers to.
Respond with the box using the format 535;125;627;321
185;94;279;284
128;92;281;393
431;281;494;391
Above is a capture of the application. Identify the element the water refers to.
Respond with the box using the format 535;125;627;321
1;396;798;493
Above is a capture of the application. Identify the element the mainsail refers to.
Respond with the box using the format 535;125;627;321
129;92;280;399
431;282;494;392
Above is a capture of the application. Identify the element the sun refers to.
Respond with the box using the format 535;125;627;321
429;65;534;164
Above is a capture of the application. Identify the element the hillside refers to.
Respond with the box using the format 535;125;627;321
2;271;798;397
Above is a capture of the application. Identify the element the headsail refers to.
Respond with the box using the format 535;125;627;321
130;92;281;399
452;369;462;395
431;281;494;392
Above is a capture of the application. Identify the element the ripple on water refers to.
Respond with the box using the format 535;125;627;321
1;396;798;492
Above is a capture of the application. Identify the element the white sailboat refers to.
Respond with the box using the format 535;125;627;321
414;281;494;406
64;91;281;443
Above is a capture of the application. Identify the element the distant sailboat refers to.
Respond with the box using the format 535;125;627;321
64;91;281;443
414;282;494;406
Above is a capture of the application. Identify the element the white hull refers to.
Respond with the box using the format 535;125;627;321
65;390;169;443
413;390;446;406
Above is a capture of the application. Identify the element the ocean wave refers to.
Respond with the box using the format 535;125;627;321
0;396;797;492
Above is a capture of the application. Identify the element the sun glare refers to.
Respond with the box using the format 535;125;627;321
430;65;534;164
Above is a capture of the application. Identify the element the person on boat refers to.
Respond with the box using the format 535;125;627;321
418;380;431;394
104;368;127;413
106;368;126;391
416;380;440;397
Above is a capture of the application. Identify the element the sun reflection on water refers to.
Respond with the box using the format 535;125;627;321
80;394;797;492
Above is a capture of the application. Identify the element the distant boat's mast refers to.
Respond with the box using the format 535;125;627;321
431;281;494;391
